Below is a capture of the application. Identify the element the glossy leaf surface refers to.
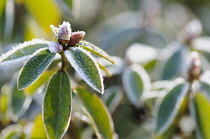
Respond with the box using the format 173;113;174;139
0;39;50;65
18;49;55;90
191;93;210;139
155;82;189;135
122;64;150;108
76;40;115;64
65;47;103;93
43;70;72;139
76;86;114;139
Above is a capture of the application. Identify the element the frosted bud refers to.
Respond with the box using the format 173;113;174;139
49;42;63;53
181;20;202;44
188;51;201;81
56;21;72;44
69;31;85;46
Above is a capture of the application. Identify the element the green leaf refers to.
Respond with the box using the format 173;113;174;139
155;81;189;135
122;64;150;108
25;70;56;95
10;81;32;119
101;86;123;113
76;86;115;139
25;0;61;33
98;62;112;77
190;93;210;139
65;47;104;93
0;39;50;65
43;70;72;139
0;0;6;18
31;114;47;139
76;40;115;64
18;49;55;90
159;42;187;80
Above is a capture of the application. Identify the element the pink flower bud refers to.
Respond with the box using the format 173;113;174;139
49;42;63;53
188;51;201;81
69;31;85;46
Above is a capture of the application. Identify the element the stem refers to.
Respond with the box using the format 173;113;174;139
60;51;67;71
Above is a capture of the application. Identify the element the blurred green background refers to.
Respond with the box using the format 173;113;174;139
1;0;210;138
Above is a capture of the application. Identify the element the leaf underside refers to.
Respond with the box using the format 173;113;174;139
43;70;72;139
76;40;115;64
65;47;104;93
18;49;55;90
76;86;114;139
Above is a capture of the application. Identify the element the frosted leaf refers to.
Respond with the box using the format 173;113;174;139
18;49;56;90
64;47;104;93
48;42;63;53
122;64;151;107
0;39;50;65
76;40;115;64
126;43;158;64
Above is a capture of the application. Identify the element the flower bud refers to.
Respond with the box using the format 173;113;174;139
49;42;63;53
51;21;72;45
69;31;85;46
180;20;202;45
188;51;201;81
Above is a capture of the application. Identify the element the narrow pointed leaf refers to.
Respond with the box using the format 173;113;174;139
18;49;55;90
190;93;210;139
43;70;72;139
31;114;47;139
122;64;150;108
76;40;115;64
76;86;114;139
98;62;112;77
159;42;188;80
0;39;50;65
155;82;189;135
65;47;104;93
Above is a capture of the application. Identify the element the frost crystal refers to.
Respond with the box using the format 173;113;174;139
57;21;72;40
0;39;49;64
69;31;86;45
48;42;63;53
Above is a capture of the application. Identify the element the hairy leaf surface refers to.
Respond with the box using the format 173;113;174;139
76;40;115;64
0;39;50;65
18;49;55;90
65;47;103;93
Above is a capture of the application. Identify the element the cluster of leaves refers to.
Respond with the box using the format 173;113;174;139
2;0;210;139
104;19;210;138
0;21;115;139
